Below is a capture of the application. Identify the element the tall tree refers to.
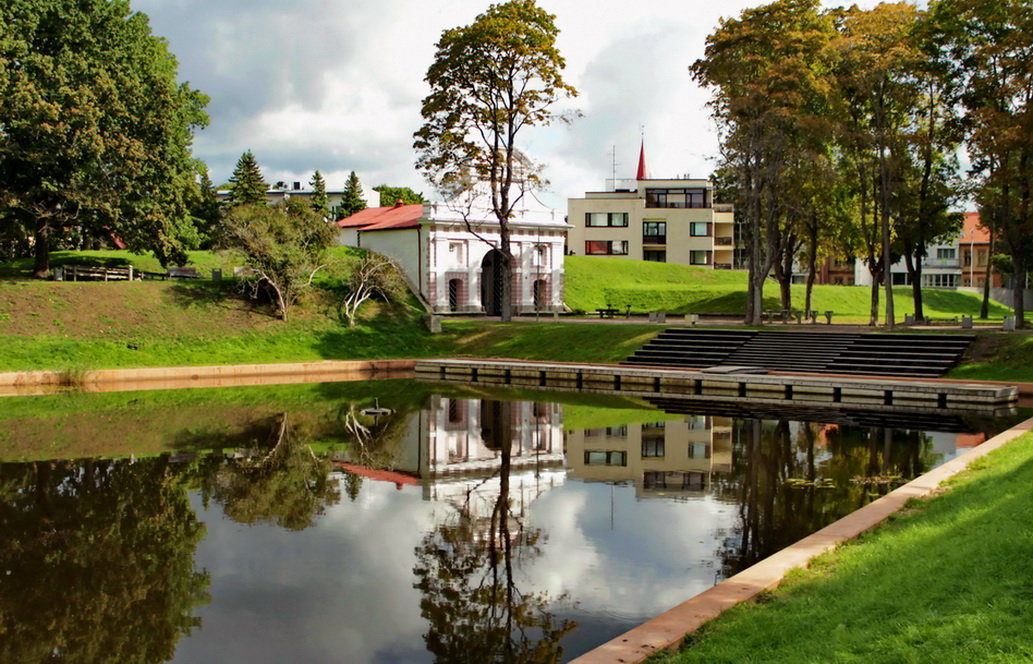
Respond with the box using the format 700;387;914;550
309;170;329;218
414;0;576;322
341;171;367;217
186;165;222;249
0;0;209;277
692;0;835;324
372;184;426;207
226;151;268;208
217;197;335;321
937;0;1033;327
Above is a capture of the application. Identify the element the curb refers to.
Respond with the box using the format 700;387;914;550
0;359;416;396
570;415;1033;664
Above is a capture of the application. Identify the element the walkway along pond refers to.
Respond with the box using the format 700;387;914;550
0;376;1024;663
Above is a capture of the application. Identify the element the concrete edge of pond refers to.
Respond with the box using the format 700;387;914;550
569;414;1033;664
0;359;416;397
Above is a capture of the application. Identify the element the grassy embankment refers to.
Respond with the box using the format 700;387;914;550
649;432;1033;664
0;251;1030;379
565;255;1015;322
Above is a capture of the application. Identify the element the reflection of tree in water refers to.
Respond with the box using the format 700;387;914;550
336;401;417;501
412;406;575;664
0;457;209;664
716;419;936;578
197;413;340;531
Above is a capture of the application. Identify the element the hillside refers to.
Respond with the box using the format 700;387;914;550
563;255;1014;321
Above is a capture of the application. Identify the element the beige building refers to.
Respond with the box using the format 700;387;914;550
567;173;735;268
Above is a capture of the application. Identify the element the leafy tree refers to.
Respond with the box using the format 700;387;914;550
692;0;835;324
185;165;222;249
226;150;269;208
309;170;330;218
0;0;209;277
937;0;1033;326
338;251;407;328
218;197;335;321
341;171;367;217
414;0;577;322
372;184;426;207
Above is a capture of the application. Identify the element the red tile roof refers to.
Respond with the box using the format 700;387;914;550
336;204;423;231
961;212;990;244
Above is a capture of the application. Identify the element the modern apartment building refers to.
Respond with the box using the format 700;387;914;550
566;168;735;268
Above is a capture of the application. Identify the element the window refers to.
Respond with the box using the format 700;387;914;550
690;222;710;237
643;220;666;244
645;188;707;208
643;250;666;262
584;450;627;466
936;247;957;260
689;250;710;265
641;436;665;458
921;273;959;289
643;471;667;489
532;244;548;268
585;212;628;227
688;442;711;459
585;240;628;255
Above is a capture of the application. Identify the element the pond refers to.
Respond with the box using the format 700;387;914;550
0;379;1022;663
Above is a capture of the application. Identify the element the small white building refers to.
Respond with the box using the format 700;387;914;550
337;194;569;315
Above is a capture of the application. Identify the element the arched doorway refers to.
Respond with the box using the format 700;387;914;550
480;250;504;316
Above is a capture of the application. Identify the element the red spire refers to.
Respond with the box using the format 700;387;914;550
636;139;648;180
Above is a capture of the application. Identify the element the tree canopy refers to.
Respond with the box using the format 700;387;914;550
226;151;269;208
414;0;576;321
372;184;426;207
341;171;367;217
0;0;209;276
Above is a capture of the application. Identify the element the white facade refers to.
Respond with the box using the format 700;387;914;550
854;238;962;289
341;195;569;315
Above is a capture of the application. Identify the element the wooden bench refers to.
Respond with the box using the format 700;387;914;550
167;267;200;279
596;307;620;319
58;265;134;281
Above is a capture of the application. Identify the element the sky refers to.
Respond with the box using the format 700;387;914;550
135;0;886;209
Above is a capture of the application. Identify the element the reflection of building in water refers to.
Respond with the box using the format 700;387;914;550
352;398;566;523
565;415;733;498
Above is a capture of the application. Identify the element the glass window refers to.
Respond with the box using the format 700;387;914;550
610;212;628;227
643;250;666;262
689;250;710;265
690;222;710;237
585;451;627;466
688;442;711;459
936;247;957;260
585;212;627;227
642;436;665;458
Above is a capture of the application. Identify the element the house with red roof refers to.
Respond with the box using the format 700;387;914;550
959;212;1002;289
337;194;569;315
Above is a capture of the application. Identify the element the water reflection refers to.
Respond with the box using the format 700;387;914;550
0;385;1018;664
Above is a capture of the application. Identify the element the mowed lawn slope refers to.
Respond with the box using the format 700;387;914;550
650;433;1033;664
564;255;1014;322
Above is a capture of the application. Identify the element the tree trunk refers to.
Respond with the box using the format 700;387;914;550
804;218;817;315
868;259;880;327
33;218;51;279
1013;249;1026;329
903;248;923;320
980;223;995;319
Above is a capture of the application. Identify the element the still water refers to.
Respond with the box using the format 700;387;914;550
0;380;1020;663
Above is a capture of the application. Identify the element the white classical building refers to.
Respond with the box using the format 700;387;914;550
337;193;569;315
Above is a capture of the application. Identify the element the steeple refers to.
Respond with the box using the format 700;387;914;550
636;138;648;180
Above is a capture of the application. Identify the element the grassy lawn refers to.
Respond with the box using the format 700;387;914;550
649;432;1033;664
564;256;1014;322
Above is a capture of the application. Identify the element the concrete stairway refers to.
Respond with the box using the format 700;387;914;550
622;329;974;378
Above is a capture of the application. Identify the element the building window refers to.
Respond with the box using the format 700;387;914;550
586;240;629;255
586;212;628;227
688;442;711;459
642;436;665;458
936;247;957;260
921;273;959;289
643;220;666;244
532;244;548;268
645;188;707;209
690;222;711;237
584;451;627;466
689;250;710;265
643;250;666;262
643;471;667;489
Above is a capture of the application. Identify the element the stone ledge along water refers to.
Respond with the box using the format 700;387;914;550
414;359;1018;412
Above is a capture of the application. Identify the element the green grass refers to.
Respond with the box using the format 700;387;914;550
649;433;1033;664
564;256;1014;322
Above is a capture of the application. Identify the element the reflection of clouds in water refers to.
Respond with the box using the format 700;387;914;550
178;482;435;664
527;481;738;620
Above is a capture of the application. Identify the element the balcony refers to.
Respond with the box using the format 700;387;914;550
642;235;667;245
713;203;734;213
924;258;960;269
714;236;733;246
644;201;708;209
714;263;733;270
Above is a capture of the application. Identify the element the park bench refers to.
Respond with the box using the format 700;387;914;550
595;307;620;319
56;265;134;281
167;267;200;279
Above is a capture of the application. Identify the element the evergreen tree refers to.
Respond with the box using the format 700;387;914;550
190;167;222;248
341;171;367;217
309;170;329;218
227;151;268;207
